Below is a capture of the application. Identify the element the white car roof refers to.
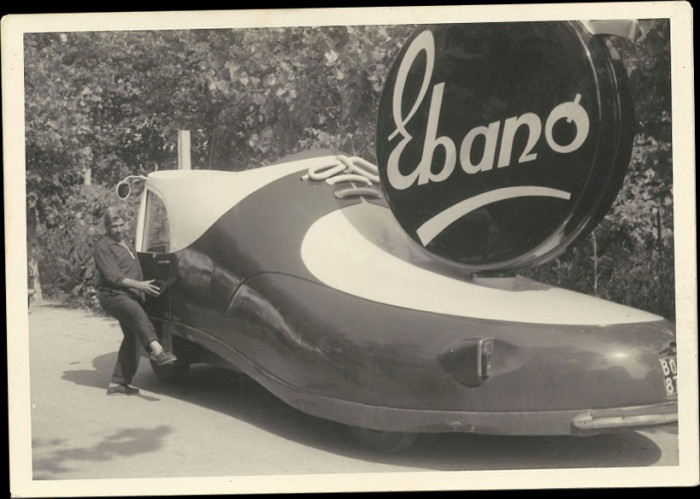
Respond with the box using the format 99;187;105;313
140;155;335;253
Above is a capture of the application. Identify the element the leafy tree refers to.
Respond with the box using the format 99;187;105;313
24;25;413;308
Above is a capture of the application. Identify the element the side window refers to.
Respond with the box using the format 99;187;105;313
143;191;170;253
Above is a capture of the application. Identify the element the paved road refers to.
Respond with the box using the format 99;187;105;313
22;303;678;483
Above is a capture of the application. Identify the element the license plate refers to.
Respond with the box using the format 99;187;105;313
659;356;678;397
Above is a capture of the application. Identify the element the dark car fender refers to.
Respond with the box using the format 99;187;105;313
224;272;676;416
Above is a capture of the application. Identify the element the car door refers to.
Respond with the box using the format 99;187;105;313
137;189;173;321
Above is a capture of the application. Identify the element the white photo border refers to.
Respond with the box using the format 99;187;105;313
4;3;697;496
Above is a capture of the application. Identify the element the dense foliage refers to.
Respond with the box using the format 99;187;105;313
24;21;674;319
522;21;674;319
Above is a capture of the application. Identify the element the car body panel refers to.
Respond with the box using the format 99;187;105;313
136;154;677;435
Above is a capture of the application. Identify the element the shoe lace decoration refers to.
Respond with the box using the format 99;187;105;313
302;155;381;199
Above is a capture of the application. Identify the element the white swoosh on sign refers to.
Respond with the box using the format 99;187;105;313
416;186;572;246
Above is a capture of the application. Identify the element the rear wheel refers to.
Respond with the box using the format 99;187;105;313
149;359;190;383
350;427;422;453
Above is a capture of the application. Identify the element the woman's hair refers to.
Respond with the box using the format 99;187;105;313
103;206;124;229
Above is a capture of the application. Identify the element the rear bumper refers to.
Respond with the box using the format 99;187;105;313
290;390;678;436
570;401;678;434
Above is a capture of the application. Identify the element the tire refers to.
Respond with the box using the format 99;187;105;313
350;426;422;453
149;359;190;383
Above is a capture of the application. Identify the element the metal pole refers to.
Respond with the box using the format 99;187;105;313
178;130;191;170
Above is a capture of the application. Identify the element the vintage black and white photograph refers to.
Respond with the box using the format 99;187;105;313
4;4;698;496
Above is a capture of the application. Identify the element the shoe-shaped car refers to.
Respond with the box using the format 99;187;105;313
121;151;677;452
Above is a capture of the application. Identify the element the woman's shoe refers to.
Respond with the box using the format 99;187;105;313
107;383;140;395
150;350;177;366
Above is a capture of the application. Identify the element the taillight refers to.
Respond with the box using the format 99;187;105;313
478;338;494;380
438;337;495;387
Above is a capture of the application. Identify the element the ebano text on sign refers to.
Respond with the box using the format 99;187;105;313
386;30;591;191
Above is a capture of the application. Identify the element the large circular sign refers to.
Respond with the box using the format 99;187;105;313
376;21;634;271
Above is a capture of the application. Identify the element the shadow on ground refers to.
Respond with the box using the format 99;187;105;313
56;351;674;472
32;425;172;480
62;364;160;402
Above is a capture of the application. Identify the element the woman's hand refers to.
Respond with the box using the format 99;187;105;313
121;277;161;296
139;279;161;296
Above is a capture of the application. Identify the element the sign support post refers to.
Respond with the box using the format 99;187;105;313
178;130;191;170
